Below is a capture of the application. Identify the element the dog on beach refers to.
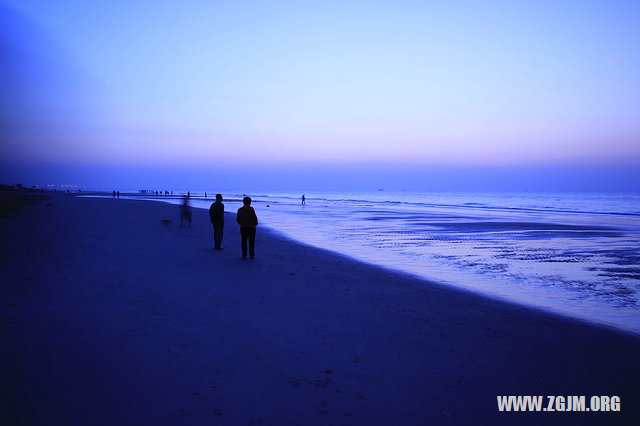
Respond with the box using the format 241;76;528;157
160;219;172;226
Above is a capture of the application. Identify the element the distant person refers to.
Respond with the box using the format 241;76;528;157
209;194;225;250
112;190;116;198
236;196;258;259
180;196;192;227
117;191;120;198
187;191;191;199
302;194;306;205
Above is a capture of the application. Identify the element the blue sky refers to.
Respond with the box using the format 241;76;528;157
1;0;639;191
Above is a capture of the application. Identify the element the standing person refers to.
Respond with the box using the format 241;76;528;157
209;194;225;250
112;190;116;198
180;196;192;227
301;194;306;205
236;196;258;259
117;191;120;198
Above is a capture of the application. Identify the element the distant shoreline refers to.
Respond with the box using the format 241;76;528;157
71;190;640;336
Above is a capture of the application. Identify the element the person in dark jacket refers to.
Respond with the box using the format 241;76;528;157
236;196;258;259
209;194;225;250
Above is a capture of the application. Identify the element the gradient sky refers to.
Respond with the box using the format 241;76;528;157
1;0;639;191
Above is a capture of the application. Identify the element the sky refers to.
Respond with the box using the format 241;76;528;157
1;0;639;191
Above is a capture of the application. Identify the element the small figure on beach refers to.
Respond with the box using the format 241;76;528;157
180;196;192;227
187;191;190;199
117;191;120;198
112;190;116;198
236;196;258;259
301;194;306;205
209;194;225;250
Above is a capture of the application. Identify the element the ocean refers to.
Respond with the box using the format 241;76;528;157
122;190;640;334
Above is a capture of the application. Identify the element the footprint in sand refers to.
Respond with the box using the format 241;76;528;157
287;377;302;387
314;377;332;388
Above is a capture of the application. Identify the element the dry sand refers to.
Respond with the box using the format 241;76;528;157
1;193;639;425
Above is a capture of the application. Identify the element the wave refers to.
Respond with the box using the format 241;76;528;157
253;193;640;218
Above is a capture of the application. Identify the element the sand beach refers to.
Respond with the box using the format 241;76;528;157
1;192;639;425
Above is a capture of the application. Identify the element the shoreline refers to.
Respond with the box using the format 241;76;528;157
1;193;639;424
86;192;640;336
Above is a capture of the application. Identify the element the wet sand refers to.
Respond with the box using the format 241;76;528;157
1;193;638;425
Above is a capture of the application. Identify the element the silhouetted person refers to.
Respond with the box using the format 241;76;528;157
187;191;190;199
117;191;120;198
302;194;306;205
209;194;224;250
236;196;258;259
180;196;192;227
113;190;116;198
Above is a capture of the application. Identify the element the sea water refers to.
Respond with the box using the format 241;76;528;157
129;191;640;333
